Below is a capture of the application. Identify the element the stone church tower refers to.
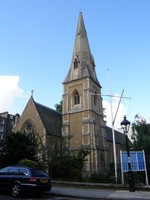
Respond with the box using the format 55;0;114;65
62;12;107;175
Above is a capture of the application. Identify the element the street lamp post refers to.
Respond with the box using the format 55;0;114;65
121;116;135;192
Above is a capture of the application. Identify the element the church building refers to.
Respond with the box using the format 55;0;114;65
13;12;126;176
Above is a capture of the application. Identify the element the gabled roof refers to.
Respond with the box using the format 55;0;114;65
33;98;62;137
63;12;100;86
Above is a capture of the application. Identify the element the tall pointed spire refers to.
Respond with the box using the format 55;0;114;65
63;12;100;86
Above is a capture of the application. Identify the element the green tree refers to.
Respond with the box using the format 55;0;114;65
0;132;38;167
131;114;150;151
35;133;61;174
37;133;90;180
55;100;62;113
131;114;150;181
52;148;90;180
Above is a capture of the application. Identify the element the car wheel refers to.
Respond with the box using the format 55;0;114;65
11;183;21;197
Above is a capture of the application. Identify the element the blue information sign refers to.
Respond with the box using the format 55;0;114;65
121;151;145;172
121;150;149;185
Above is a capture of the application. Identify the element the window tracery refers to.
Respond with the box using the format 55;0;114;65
21;120;36;134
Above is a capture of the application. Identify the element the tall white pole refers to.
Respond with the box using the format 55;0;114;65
107;69;117;181
113;89;124;126
143;150;149;185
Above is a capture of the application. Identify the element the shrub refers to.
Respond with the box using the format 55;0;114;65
19;159;39;168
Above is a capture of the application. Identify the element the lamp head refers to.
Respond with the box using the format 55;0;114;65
121;115;131;133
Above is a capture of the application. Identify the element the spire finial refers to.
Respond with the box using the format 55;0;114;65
31;90;34;97
79;9;82;13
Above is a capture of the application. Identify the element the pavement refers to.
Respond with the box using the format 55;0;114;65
48;182;150;200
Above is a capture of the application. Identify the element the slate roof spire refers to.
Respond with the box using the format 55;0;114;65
63;12;100;86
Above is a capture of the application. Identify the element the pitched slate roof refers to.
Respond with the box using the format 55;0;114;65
105;126;126;145
34;100;62;137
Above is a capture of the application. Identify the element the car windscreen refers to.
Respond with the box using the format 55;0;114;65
31;169;49;177
0;167;11;174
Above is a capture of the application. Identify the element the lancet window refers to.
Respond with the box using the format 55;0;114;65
74;58;78;69
74;91;80;105
94;91;97;106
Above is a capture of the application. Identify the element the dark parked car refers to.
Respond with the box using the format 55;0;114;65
0;165;52;197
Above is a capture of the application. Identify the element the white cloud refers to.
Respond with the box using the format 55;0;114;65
0;75;23;113
103;95;126;130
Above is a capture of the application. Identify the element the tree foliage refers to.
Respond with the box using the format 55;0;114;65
37;133;90;180
131;114;150;181
0;132;38;167
131;114;150;152
19;159;39;168
55;100;62;113
51;148;90;180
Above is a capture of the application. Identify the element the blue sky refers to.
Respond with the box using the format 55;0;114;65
0;0;150;129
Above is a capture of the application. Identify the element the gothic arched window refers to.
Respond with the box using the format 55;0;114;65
21;120;36;134
74;91;80;105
